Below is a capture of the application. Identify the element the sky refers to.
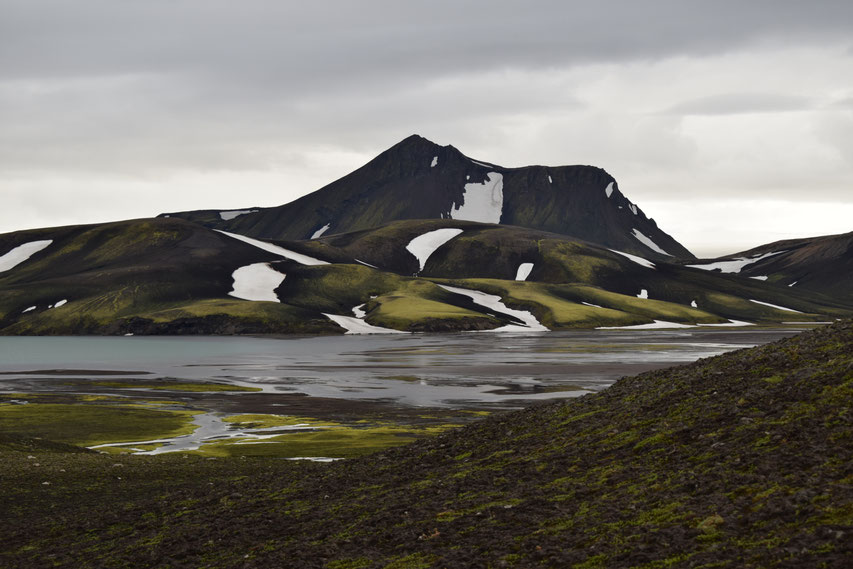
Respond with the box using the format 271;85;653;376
1;0;851;258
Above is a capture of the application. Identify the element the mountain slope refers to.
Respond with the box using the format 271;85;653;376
686;231;853;301
3;320;851;568
160;135;694;260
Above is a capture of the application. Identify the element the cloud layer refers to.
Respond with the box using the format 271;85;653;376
1;0;852;256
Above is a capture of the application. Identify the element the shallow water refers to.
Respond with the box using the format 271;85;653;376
0;329;797;408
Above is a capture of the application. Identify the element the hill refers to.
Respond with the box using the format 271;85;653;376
1;218;849;335
685;231;853;302
2;320;851;568
160;134;694;261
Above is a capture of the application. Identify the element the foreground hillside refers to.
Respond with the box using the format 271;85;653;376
2;321;851;568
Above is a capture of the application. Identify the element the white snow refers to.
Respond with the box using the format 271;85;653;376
691;300;698;308
431;156;438;168
449;172;504;224
788;281;798;287
597;320;695;330
515;263;534;281
355;259;377;268
352;304;367;318
215;230;328;266
608;249;656;269
750;276;768;281
605;182;614;198
469;158;494;168
53;299;67;308
405;228;464;272
548;175;553;184
749;299;803;313
219;209;258;221
628;203;638;215
0;240;53;273
581;302;603;309
631;229;672;256
323;313;407;335
637;289;649;299
22;306;36;313
310;223;331;239
686;250;785;274
228;263;285;302
697;320;755;327
438;284;548;332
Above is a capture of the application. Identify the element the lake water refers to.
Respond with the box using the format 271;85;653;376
0;328;797;410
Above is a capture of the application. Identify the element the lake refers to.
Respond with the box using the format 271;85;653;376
0;328;800;455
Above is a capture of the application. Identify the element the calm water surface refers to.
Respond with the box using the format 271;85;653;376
0;329;797;409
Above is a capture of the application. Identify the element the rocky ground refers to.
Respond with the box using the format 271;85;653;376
1;321;851;568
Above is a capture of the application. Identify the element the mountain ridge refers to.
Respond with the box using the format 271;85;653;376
160;134;695;260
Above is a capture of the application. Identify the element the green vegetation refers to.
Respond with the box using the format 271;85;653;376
1;320;850;568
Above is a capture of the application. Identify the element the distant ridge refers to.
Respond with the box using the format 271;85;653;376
160;134;695;260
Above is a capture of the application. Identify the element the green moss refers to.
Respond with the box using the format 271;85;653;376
382;553;437;569
0;402;198;446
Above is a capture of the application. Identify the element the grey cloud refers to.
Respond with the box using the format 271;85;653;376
662;93;816;116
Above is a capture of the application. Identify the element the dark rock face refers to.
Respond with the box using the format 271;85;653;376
161;135;695;260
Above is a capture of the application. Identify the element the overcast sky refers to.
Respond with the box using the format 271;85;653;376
1;0;851;257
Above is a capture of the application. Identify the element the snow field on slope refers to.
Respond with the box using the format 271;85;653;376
608;249;656;269
438;284;548;332
311;223;331;239
749;299;803;313
515;263;534;281
216;230;328;266
219;209;258;221
0;240;53;272
228;263;286;302
406;228;464;272
323;313;407;335
449;172;504;224
686;250;785;274
631;229;672;256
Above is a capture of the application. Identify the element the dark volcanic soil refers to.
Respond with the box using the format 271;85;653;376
1;321;851;568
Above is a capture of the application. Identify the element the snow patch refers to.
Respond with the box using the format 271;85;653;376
228;263;285;302
469;158;494;168
597;320;694;330
406;228;464;272
22;306;36;313
749;299;803;313
697;320;755;327
631;229;672;256
788;281;798;287
686;250;785;274
355;259;377;269
219;209;258;221
323;313;407;335
608;249;656;269
605;182;614;198
53;299;67;308
216;230;328;266
628;203;638;215
691;300;698;308
438;284;548;332
310;223;331;239
582;302;603;309
431;156;438;168
750;275;768;281
0;240;53;273
515;263;534;281
352;304;367;319
637;289;648;299
449;172;504;224
548;175;553;184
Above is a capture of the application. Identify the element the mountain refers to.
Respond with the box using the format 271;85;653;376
684;231;853;301
160;135;694;261
1;217;849;335
4;320;851;568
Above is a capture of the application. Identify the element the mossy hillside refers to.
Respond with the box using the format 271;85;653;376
2;322;850;568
